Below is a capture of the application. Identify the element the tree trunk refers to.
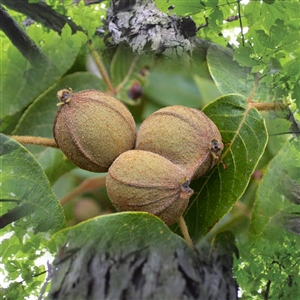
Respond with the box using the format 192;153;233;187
46;239;238;300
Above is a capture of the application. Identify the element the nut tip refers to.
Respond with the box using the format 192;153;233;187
57;88;73;105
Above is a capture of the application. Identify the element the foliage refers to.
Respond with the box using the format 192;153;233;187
235;140;300;299
0;0;299;299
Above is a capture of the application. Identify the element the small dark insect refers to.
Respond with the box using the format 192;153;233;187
226;15;239;22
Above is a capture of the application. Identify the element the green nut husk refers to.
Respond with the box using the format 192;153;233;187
136;105;224;180
106;150;194;225
53;89;136;172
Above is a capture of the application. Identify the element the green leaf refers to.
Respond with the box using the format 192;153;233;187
176;94;268;242
233;46;259;68
250;140;300;242
155;0;203;16
255;30;273;49
36;148;75;186
144;70;203;108
0;134;66;233
207;46;253;97
209;7;223;30
52;212;189;251
283;58;300;77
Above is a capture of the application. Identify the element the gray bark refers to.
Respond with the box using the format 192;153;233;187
47;241;238;300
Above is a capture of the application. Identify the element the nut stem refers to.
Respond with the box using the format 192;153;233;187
88;43;115;94
178;216;196;251
60;176;106;206
10;135;58;148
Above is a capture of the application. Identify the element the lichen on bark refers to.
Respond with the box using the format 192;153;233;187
105;0;196;57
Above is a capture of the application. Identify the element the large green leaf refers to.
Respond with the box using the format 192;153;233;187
52;212;189;252
175;94;268;242
0;134;66;232
250;139;300;242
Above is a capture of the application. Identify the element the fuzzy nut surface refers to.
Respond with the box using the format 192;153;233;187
106;150;194;225
136;105;223;179
53;89;136;172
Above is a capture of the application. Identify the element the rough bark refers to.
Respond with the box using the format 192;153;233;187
47;239;238;300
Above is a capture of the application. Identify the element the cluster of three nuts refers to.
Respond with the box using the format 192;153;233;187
53;89;223;225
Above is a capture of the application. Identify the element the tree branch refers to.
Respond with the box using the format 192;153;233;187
0;5;51;68
0;0;82;34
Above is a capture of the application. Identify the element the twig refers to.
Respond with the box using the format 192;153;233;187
10;135;59;148
60;176;106;206
88;42;115;94
237;0;245;47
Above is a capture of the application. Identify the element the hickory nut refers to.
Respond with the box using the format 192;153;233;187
106;150;194;225
53;89;136;172
136;105;223;179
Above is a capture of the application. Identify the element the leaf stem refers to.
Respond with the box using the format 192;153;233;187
10;135;58;148
248;101;285;111
88;42;115;94
178;216;196;251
